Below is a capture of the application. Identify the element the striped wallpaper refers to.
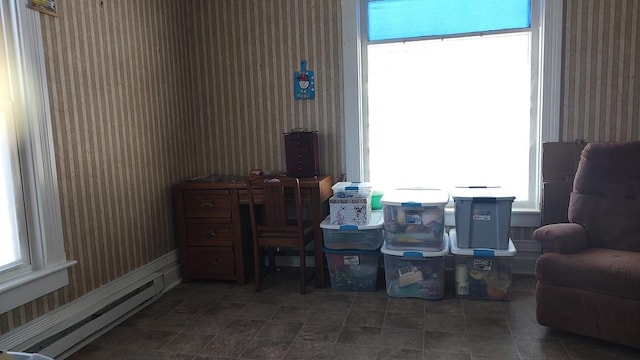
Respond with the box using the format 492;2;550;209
1;0;194;332
1;0;638;334
187;0;344;180
562;0;640;142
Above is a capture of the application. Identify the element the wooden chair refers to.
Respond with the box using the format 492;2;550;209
247;175;315;294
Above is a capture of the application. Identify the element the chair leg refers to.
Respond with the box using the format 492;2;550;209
253;244;261;293
268;248;277;272
299;246;306;294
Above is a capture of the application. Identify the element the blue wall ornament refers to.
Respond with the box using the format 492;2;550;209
294;60;315;100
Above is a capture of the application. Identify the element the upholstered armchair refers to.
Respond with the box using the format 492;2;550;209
533;141;640;349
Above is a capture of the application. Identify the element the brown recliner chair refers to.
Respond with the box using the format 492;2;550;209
533;141;640;349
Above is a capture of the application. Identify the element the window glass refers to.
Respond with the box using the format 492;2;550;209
364;0;538;209
368;33;533;202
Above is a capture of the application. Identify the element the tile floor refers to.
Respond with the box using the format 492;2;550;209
66;269;640;360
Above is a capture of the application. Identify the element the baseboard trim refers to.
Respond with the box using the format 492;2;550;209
0;250;180;358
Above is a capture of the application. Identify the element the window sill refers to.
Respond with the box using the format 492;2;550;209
0;260;77;314
444;208;541;228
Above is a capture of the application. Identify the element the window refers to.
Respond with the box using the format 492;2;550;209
342;0;562;226
0;0;75;314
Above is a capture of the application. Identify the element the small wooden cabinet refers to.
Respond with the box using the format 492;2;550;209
284;131;319;178
173;180;252;284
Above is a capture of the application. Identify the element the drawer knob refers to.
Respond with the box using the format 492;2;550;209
205;258;218;265
203;229;217;237
200;200;215;208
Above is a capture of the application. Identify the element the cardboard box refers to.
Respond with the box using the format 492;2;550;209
542;141;587;182
541;182;572;225
540;141;587;225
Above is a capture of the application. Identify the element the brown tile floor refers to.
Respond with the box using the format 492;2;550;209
66;269;640;360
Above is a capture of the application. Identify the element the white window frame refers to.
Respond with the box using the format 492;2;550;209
0;0;75;314
342;0;563;227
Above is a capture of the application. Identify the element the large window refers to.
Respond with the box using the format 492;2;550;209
0;0;74;314
342;0;562;226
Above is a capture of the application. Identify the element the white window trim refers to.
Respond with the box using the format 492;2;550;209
341;0;562;228
0;0;76;314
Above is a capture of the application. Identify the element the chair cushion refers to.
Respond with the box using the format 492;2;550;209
568;141;640;251
536;248;640;300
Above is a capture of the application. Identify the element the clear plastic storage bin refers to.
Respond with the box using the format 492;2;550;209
321;211;384;250
381;234;449;300
381;188;449;251
331;182;373;198
449;229;516;301
324;247;380;291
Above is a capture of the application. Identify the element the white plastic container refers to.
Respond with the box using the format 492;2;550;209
381;188;449;251
331;182;373;198
449;228;516;301
381;234;449;300
321;211;384;250
452;187;515;250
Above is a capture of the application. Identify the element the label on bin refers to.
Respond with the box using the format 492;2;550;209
343;255;360;265
405;213;422;224
473;210;492;221
473;259;493;271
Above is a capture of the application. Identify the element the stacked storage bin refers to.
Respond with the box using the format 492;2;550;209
450;187;517;301
323;182;381;291
380;189;450;299
329;182;373;225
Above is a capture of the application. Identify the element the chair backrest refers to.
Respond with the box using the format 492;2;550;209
569;141;640;251
247;175;304;234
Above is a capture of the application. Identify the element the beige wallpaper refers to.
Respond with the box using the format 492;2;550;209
1;0;638;334
562;0;640;142
1;0;194;332
186;0;344;181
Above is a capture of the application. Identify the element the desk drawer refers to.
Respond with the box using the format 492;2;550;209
238;188;313;204
183;190;232;218
186;219;234;247
186;247;235;277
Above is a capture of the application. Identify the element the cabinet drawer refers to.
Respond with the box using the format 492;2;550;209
285;140;313;153
186;248;235;276
286;152;315;161
186;219;234;247
183;190;232;218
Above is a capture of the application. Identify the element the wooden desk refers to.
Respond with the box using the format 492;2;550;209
173;175;333;288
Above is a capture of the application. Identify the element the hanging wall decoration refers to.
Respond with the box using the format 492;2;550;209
29;0;58;17
294;60;315;100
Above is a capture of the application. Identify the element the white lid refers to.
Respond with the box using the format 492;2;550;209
449;229;517;256
380;188;449;207
451;187;515;201
381;233;449;257
321;210;383;230
332;181;373;189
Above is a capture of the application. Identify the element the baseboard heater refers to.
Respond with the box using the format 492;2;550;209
6;274;164;360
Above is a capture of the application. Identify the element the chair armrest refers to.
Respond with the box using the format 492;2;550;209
533;223;588;254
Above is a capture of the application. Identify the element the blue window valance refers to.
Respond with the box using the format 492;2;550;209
368;0;531;42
